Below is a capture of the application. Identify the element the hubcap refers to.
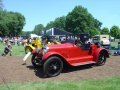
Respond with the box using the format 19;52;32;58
99;54;106;64
53;66;57;70
47;60;61;75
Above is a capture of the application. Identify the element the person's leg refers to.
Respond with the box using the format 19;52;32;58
4;48;9;56
9;50;12;56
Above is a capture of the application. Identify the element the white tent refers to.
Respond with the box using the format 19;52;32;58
30;34;39;39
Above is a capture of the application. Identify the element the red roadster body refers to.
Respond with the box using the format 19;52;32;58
31;34;109;77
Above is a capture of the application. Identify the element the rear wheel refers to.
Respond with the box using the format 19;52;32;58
96;51;107;66
43;56;63;77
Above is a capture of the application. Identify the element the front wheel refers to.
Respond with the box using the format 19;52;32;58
96;51;107;66
43;56;63;77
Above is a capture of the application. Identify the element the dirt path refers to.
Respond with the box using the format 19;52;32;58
0;56;120;83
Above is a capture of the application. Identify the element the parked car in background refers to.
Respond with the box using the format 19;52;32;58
92;35;110;50
110;42;120;55
92;35;110;46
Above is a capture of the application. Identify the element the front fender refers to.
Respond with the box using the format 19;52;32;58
42;52;68;61
93;48;109;61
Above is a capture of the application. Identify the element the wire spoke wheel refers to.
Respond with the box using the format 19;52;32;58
44;56;63;77
47;61;61;75
97;52;107;66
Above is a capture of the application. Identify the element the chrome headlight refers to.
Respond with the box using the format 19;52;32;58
42;46;49;55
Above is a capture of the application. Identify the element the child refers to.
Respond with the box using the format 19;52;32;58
2;43;12;56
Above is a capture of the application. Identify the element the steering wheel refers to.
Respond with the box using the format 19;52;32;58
75;40;82;46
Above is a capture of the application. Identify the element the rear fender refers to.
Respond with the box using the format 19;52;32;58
93;48;109;61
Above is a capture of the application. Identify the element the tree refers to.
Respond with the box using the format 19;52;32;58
89;28;100;37
0;10;26;36
33;24;44;35
21;31;32;37
118;30;120;41
52;16;66;30
45;21;54;30
7;12;26;36
45;5;102;37
101;27;109;35
45;16;66;30
65;5;102;36
110;25;120;40
0;10;9;36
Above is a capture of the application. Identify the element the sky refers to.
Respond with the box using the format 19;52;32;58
3;0;120;31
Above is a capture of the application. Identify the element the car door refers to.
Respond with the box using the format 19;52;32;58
68;44;93;65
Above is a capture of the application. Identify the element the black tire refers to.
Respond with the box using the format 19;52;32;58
43;56;63;77
25;46;32;54
96;51;107;66
31;54;42;67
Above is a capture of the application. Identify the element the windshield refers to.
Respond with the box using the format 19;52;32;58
61;38;75;44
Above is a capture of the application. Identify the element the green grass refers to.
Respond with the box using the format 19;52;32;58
110;42;118;48
0;76;120;90
0;42;25;56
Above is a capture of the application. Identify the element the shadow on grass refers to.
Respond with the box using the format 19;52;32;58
26;64;94;78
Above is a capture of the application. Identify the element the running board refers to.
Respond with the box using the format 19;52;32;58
71;61;96;66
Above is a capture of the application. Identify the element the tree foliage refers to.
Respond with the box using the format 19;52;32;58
101;27;109;35
110;25;120;39
45;21;54;30
45;5;102;37
33;24;44;35
0;10;25;37
45;16;66;30
65;5;102;36
89;28;100;37
21;31;32;37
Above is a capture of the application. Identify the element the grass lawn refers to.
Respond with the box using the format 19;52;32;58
110;42;118;48
0;42;25;56
0;76;120;90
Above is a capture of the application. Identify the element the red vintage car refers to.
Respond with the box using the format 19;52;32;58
31;34;109;77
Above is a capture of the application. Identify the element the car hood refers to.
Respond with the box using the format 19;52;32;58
48;43;74;49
